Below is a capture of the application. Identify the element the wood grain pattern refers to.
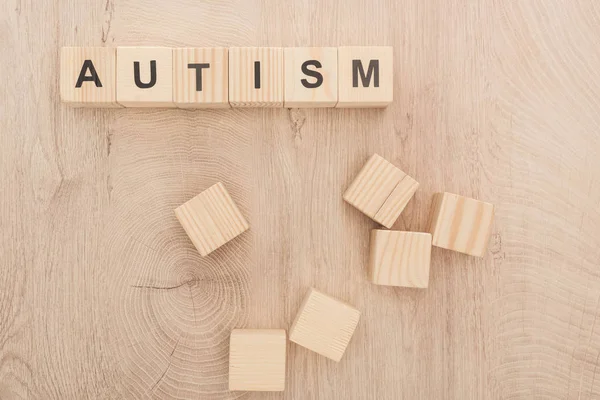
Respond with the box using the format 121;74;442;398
289;288;361;362
344;153;417;228
173;47;230;108
369;230;432;288
229;329;286;391
427;192;494;257
283;47;338;108
374;173;419;228
229;47;283;107
116;46;175;107
175;182;249;256
3;0;600;398
60;47;121;107
337;46;393;108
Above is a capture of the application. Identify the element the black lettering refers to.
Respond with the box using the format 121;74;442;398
254;61;261;89
300;60;323;89
352;59;379;88
187;63;210;91
134;60;157;89
75;60;102;88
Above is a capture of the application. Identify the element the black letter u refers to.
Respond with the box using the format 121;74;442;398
134;60;157;88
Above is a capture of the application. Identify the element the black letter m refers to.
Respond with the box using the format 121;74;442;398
352;59;379;88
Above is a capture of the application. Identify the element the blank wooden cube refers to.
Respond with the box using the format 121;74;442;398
60;47;120;107
284;47;337;108
369;230;432;288
343;154;419;228
173;47;229;108
229;47;283;107
174;182;249;256
427;192;495;257
289;288;360;362
116;47;175;107
229;329;286;391
337;46;393;108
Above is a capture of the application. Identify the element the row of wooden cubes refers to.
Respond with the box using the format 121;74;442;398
60;46;393;108
345;154;495;289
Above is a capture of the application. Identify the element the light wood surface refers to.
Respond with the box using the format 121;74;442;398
116;46;175;107
173;47;230;108
60;47;121;107
428;192;495;257
344;153;417;228
175;182;249;257
337;46;393;108
229;47;283;107
229;329;287;391
289;288;361;362
369;230;432;288
2;0;600;399
283;47;338;108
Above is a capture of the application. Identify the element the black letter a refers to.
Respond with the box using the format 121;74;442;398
75;60;102;88
134;60;157;89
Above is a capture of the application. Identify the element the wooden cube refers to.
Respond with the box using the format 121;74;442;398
427;192;495;257
173;47;229;108
174;182;249;256
284;47;338;108
229;329;286;391
60;47;120;107
116;47;175;107
337;46;393;108
289;288;360;362
229;47;283;107
369;230;432;288
343;154;419;228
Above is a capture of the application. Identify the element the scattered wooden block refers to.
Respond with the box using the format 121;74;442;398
369;230;432;288
343;154;418;228
174;182;249;256
284;47;338;108
289;288;360;362
336;46;393;108
229;47;283;107
60;47;121;107
173;47;229;108
229;329;286;391
427;192;495;257
116;47;175;107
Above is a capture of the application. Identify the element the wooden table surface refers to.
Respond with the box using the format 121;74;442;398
2;0;600;399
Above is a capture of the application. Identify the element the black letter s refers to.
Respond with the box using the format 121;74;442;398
300;60;324;89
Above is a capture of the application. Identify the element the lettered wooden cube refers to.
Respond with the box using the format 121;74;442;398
60;47;120;107
174;182;249;256
116;47;175;107
337;46;393;108
343;154;419;228
229;47;283;107
427;192;495;257
173;47;229;108
369;230;432;288
289;288;360;362
284;47;337;108
229;329;286;391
